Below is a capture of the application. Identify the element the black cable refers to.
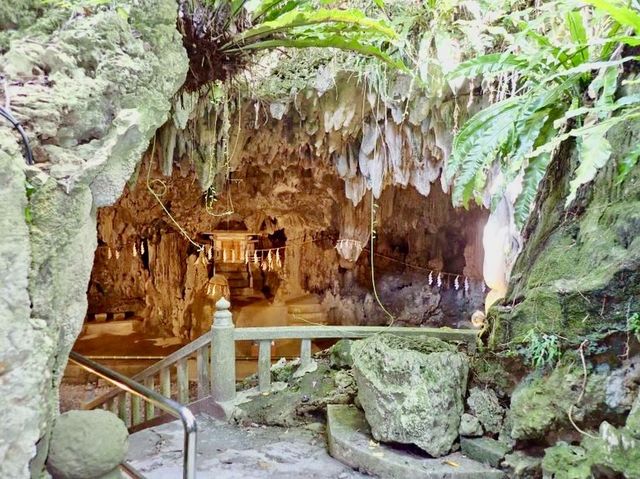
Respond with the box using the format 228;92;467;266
0;105;34;165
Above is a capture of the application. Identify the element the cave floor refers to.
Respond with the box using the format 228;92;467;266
126;414;367;479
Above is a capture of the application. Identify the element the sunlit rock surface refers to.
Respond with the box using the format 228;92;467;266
0;2;188;476
351;334;468;457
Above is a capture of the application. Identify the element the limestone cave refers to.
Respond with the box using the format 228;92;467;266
1;1;640;478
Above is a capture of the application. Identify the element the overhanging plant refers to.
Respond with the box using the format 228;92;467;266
178;0;403;91
444;0;640;227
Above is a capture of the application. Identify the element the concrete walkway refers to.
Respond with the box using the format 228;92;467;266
126;414;368;478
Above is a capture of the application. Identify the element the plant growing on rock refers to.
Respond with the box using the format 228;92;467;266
445;0;640;227
521;329;562;369
177;0;402;91
628;311;640;340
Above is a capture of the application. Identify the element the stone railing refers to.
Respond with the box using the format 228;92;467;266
84;298;478;423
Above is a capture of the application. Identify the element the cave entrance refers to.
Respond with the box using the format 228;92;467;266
64;138;488;400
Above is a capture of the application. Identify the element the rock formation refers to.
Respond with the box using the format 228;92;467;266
351;334;469;457
46;410;128;479
0;2;188;476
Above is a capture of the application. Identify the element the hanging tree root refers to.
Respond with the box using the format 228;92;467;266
567;339;596;439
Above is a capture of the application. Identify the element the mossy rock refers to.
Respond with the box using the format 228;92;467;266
508;362;606;441
541;442;592;479
626;392;640;438
329;339;353;369
542;422;640;479
467;387;505;435
233;363;356;427
495;117;640;345
46;410;128;479
351;334;468;457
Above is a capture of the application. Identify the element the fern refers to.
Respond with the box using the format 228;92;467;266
617;143;640;185
446;0;640;225
582;0;640;32
225;8;397;48
567;123;613;206
226;35;406;71
447;52;529;80
446;97;522;204
521;330;562;369
179;0;402;90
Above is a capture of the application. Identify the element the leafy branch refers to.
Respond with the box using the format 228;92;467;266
445;0;640;226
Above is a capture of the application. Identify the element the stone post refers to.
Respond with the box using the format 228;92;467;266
211;297;236;403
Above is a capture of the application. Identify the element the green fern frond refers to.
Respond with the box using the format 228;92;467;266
226;35;407;71
448;98;524;206
582;0;640;34
447;53;530;80
225;8;397;48
618;143;640;184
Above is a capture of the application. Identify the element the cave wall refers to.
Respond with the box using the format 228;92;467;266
495;105;640;345
0;2;188;477
89;132;487;335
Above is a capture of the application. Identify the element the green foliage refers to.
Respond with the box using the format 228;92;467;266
629;312;640;341
24;180;36;225
445;0;640;226
617;142;640;184
180;0;402;90
521;330;562;369
222;0;402;68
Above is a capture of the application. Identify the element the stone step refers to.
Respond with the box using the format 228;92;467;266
224;271;249;279
287;312;329;326
231;288;263;301
227;278;250;288
216;263;247;273
127;415;369;478
327;404;506;479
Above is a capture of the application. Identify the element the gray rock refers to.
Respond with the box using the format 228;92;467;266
467;387;505;434
626;391;640;438
47;410;128;479
330;339;353;369
351;334;468;457
327;405;505;479
502;451;542;479
0;2;188;477
459;413;483;437
460;437;510;468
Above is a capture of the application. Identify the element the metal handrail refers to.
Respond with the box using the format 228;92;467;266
68;351;197;479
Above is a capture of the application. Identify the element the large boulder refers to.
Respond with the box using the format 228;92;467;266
351;334;469;457
46;410;128;479
627;391;640;438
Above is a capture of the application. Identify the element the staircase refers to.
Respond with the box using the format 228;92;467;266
286;294;329;326
76;301;480;478
216;263;261;302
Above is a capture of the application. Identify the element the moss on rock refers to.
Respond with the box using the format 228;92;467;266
542;422;640;479
467;387;505;435
46;410;128;479
351;334;468;457
541;442;592;479
508;362;606;441
495;117;640;345
0;1;188;477
233;362;357;427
